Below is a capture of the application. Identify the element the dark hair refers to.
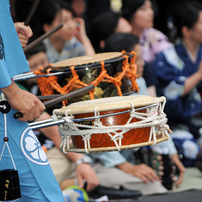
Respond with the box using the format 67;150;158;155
172;1;202;38
39;0;75;26
104;33;139;52
25;42;46;60
90;11;121;52
121;0;146;22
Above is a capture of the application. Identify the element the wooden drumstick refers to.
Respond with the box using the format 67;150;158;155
24;24;63;52
13;85;95;119
24;0;40;26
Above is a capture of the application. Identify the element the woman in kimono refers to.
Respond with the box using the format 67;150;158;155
152;2;202;166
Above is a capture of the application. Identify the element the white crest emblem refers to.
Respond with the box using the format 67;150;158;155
20;128;49;165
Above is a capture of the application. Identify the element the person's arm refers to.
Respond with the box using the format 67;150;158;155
147;85;156;97
90;151;127;168
116;162;159;183
1;80;45;122
183;61;202;95
14;22;33;48
171;153;185;187
74;18;95;55
36;112;99;191
153;137;185;187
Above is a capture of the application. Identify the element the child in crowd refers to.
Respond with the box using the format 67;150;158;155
104;33;147;95
39;0;95;63
90;11;132;53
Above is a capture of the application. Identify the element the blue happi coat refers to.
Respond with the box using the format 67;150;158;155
0;1;64;201
153;40;202;125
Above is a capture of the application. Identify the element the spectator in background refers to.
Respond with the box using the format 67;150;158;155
104;33;147;95
104;32;185;189
90;11;132;53
152;1;202;167
39;0;94;64
122;0;172;63
66;0;86;18
122;0;172;97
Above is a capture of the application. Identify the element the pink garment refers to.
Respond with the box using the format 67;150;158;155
140;28;172;63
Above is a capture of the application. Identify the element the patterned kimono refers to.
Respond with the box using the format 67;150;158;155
140;28;172;63
0;1;64;201
153;40;202;125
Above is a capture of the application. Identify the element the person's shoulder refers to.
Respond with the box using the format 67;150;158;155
145;28;167;37
43;38;52;48
142;28;169;43
156;44;184;69
154;44;175;61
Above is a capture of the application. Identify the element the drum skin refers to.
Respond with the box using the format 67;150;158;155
72;108;151;149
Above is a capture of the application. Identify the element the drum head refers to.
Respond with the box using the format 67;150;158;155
52;52;123;67
54;95;165;115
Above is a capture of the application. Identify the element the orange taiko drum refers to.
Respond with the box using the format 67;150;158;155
54;95;170;153
73;108;150;148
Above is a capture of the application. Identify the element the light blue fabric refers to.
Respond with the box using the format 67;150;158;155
89;151;127;168
0;1;64;201
152;137;177;155
134;77;148;95
44;37;85;63
0;0;29;88
0;109;64;202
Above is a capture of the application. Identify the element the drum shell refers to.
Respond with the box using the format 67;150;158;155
72;108;151;149
59;61;132;103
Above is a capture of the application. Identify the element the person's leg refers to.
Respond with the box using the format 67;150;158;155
93;163;168;195
46;147;75;184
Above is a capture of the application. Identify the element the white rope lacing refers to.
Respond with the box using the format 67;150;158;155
0;114;17;170
55;98;170;153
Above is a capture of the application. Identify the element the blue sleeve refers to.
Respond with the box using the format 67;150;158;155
0;0;29;89
89;151;127;168
153;137;177;156
143;62;158;87
153;51;187;121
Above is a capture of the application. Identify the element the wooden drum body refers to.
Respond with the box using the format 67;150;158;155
53;95;170;153
72;109;151;148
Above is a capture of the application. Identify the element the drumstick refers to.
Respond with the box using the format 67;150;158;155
13;84;95;119
38;94;70;100
24;0;40;26
24;24;63;52
44;85;94;108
